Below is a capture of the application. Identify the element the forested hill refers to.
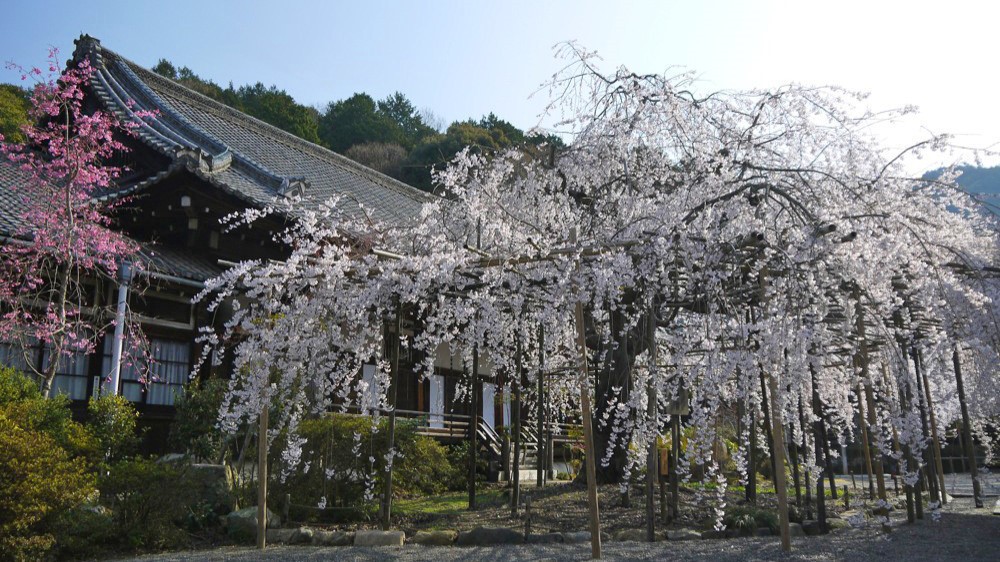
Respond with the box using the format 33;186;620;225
146;60;558;192
924;165;1000;211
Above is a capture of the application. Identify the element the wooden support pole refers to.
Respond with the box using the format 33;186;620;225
898;348;924;521
759;369;778;482
572;251;602;558
920;366;947;505
469;346;480;510
911;348;940;506
645;309;658;542
512;334;523;516
745;392;757;503
863;382;887;501
822;430;837;500
256;397;269;550
809;364;828;533
537;327;546;488
382;302;401;530
797;397;812;519
767;373;791;552
791;433;802;507
469;219;481;510
856;384;876;500
952;348;983;508
670;414;680;520
856;310;887;500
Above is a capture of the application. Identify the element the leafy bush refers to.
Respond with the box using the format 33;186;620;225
445;441;488;491
723;504;778;533
99;457;194;550
0;368;98;464
169;377;229;461
273;414;457;522
0;366;40;403
88;393;140;464
50;506;116;560
0;413;95;561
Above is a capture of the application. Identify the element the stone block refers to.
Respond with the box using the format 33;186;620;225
410;530;458;546
526;532;564;544
312;530;353;546
667;528;702;541
354;530;405;546
226;507;280;543
616;529;650;542
456;527;524;545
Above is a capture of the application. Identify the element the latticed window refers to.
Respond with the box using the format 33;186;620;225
0;341;89;400
101;337;190;405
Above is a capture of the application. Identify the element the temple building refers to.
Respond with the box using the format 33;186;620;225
0;36;537;456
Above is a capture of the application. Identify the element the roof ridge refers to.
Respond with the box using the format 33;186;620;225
97;46;434;205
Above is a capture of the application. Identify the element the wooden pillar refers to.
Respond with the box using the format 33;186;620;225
911;348;940;505
382;303;401;529
952;348;983;508
670;414;680;520
644;310;658;542
798;397;813;519
791;431;802;506
767;374;791;552
856;384;876;500
855;302;886;501
537;327;546;488
468;346;479;510
822;431;837;500
572;233;601;559
512;334;523;516
256;396;269;550
863;382;887;501
759;369;778;482
809;364;827;533
899;348;924;520
921;368;947;505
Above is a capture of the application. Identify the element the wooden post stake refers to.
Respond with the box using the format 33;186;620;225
767;374;792;552
256;397;269;550
468;346;479;510
512;334;523;516
537;328;546;489
382;302;401;529
952;348;983;508
573;226;601;560
644;308;658;542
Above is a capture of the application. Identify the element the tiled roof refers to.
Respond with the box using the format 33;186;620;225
0;158;32;235
0;158;222;285
73;35;435;223
138;243;223;283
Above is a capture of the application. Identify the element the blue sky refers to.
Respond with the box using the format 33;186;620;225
2;0;998;166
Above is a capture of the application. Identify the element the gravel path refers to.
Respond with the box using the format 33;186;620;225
115;498;1000;562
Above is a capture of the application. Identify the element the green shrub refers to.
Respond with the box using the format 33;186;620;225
723;504;778;533
272;414;458;522
99;457;194;550
0;413;95;561
445;441;488;491
0;366;40;403
393;430;456;497
50;506;116;560
0;369;99;464
87;393;140;464
169;377;229;461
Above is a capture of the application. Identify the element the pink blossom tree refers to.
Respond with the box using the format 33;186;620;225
0;50;150;398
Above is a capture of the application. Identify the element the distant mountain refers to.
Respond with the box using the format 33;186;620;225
924;165;1000;213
